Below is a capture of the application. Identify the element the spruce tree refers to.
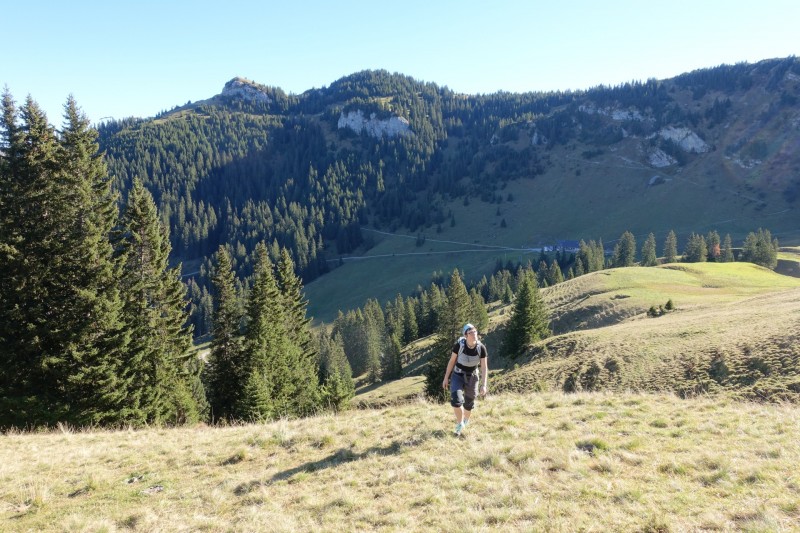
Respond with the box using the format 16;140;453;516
333;309;367;375
547;261;565;285
362;299;386;384
721;234;734;262
469;288;489;333
402;296;419;345
683;233;707;263
612;231;636;267
238;243;286;420
425;270;470;400
741;228;778;269
594;239;606;271
117;179;203;424
59;97;134;426
664;230;678;264
275;247;319;415
1;94;131;427
381;334;403;381
641;233;658;266
500;274;551;358
206;246;243;422
317;330;355;411
706;230;721;261
276;247;315;365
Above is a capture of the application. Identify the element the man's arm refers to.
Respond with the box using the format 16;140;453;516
442;352;458;389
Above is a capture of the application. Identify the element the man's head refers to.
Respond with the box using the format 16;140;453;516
463;323;477;336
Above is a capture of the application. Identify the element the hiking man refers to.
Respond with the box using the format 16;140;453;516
442;323;488;435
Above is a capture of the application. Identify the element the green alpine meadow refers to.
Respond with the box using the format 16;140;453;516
2;55;800;531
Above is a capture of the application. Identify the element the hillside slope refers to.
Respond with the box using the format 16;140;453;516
2;392;798;531
354;262;800;406
493;263;800;401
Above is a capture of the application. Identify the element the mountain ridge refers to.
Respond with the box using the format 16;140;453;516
97;56;800;331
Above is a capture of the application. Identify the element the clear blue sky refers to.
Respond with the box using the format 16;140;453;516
3;0;799;124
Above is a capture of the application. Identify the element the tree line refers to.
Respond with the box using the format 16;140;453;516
0;92;205;428
0;93;347;428
95;59;796;340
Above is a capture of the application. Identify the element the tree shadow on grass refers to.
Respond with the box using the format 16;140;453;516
234;430;446;495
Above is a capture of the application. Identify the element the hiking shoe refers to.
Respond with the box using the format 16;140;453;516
454;422;465;435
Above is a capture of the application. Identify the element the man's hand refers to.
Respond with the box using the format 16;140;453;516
480;384;488;397
442;377;449;390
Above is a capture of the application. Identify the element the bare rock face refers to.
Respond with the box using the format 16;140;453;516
657;126;710;153
221;78;272;104
648;148;677;167
531;130;548;146
338;110;411;138
578;104;645;122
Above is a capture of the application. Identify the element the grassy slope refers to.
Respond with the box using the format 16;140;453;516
304;224;536;323
2;393;799;531
354;262;800;407
495;263;800;401
305;135;800;323
777;247;800;277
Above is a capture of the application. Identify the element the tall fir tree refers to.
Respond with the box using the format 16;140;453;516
402;296;419;345
721;234;735;262
425;270;471;400
664;230;678;264
275;247;320;415
641;233;658;266
500;273;551;358
1;94;131;427
317;330;355;411
469;288;489;333
276;247;315;366
683;233;708;263
546;260;565;285
206;246;243;422
706;230;721;261
612;231;637;267
117;179;204;424
238;242;319;420
741;228;778;269
362;299;386;384
381;334;404;381
238;243;286;420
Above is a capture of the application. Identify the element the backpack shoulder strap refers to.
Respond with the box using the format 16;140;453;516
456;336;466;357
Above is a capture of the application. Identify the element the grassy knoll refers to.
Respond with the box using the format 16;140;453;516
356;262;800;407
2;392;798;531
494;263;800;402
545;262;800;333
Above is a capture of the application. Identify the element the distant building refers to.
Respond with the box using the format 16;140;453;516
557;240;581;253
542;240;581;253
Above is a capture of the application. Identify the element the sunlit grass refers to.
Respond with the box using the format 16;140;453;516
1;392;798;532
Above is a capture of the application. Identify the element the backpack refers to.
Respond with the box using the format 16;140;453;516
456;337;484;369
